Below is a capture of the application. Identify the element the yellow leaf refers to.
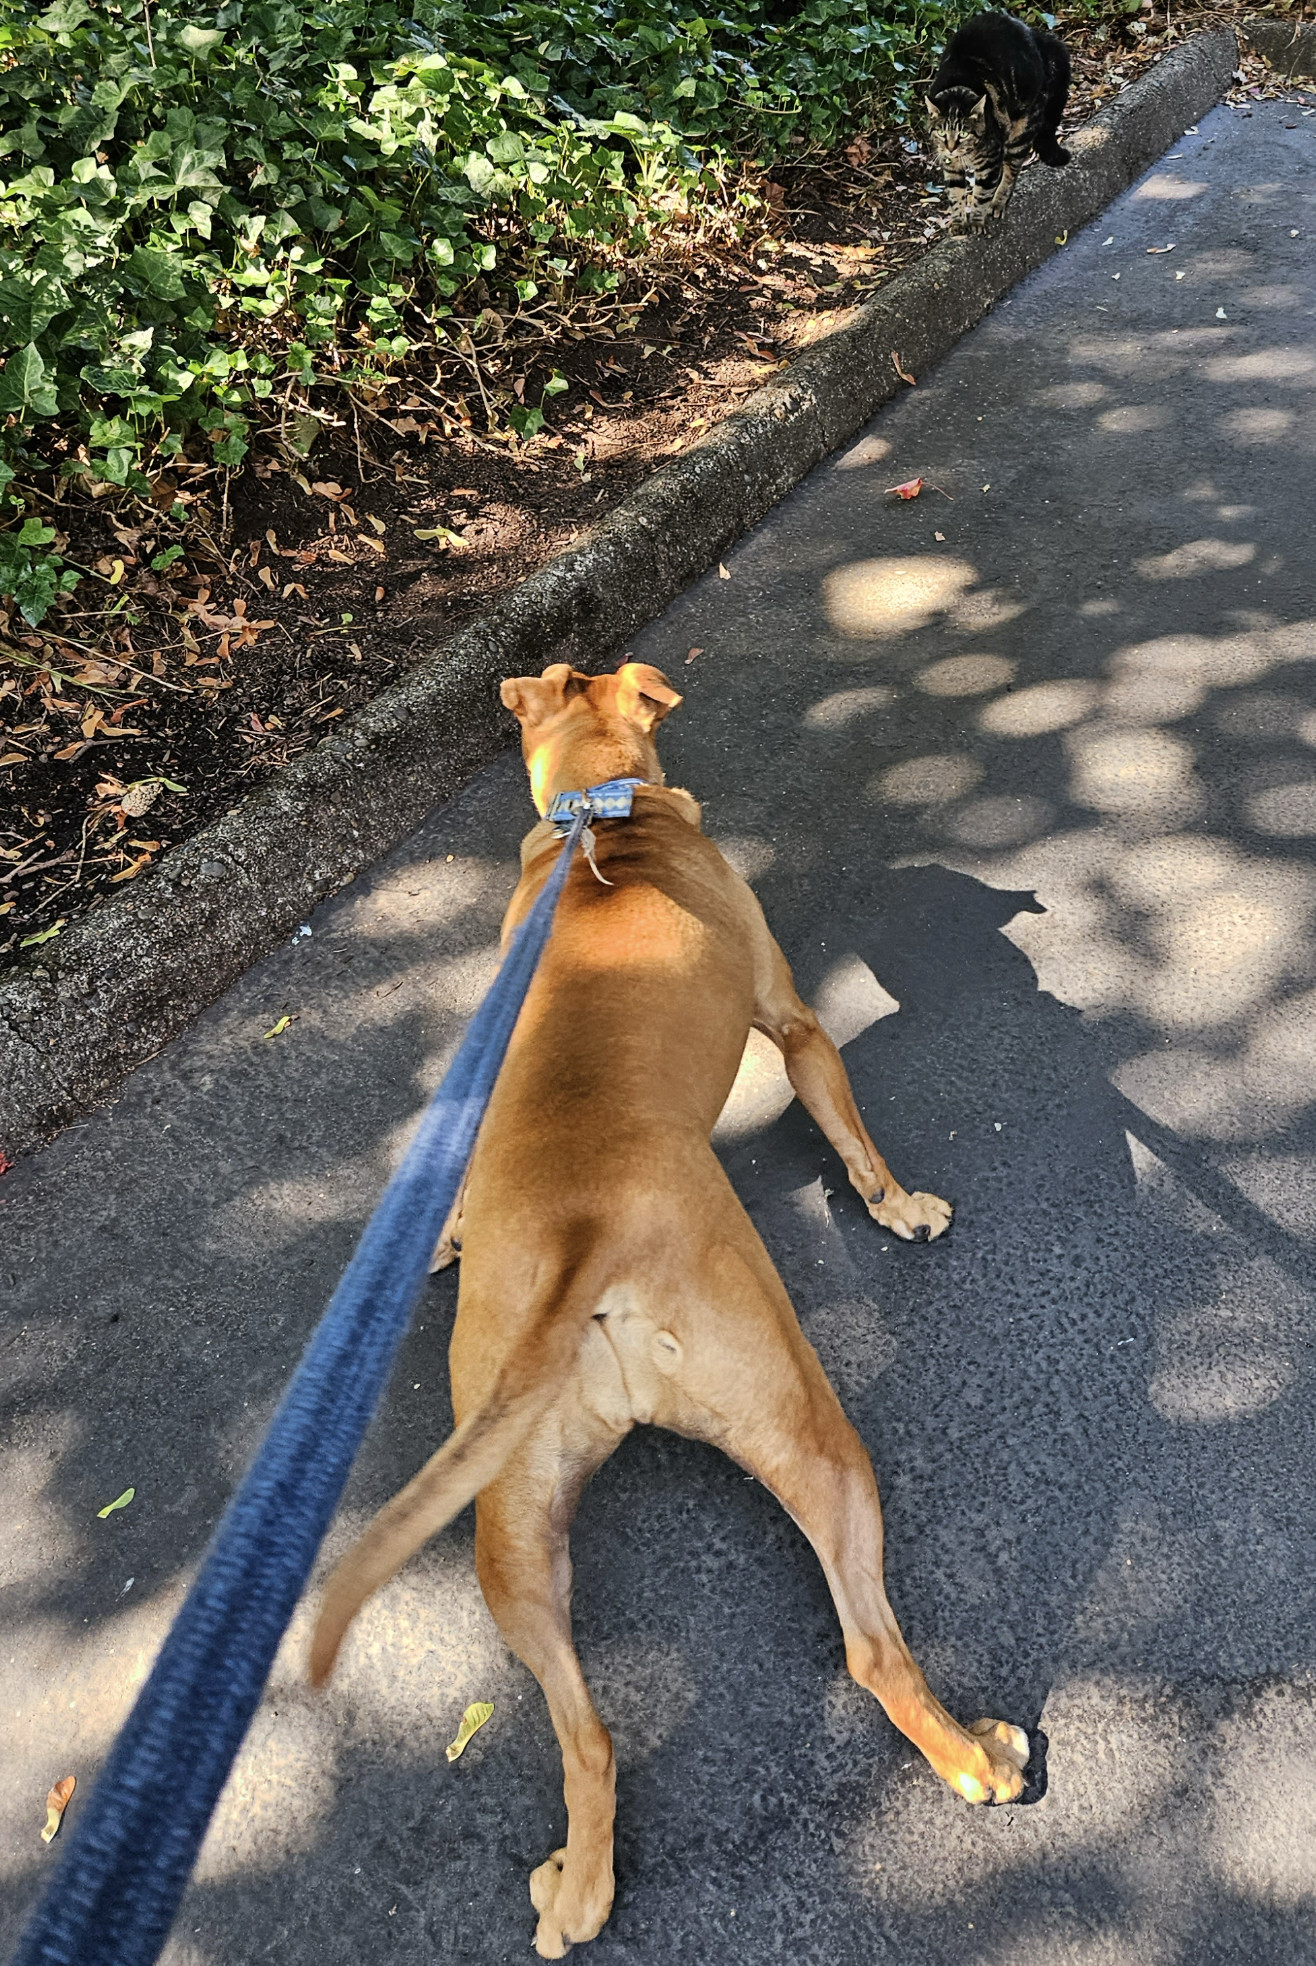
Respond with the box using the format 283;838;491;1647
97;1487;134;1518
445;1701;494;1763
263;1014;295;1039
109;559;125;587
41;1775;76;1844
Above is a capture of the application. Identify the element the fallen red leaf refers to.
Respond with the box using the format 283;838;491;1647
884;477;925;499
686;646;704;664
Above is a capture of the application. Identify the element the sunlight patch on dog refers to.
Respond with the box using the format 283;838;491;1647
822;556;977;640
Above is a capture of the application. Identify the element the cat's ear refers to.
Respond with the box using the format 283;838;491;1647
925;95;942;122
970;93;989;132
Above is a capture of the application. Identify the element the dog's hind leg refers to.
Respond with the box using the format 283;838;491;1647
475;1385;627;1959
668;1243;1028;1807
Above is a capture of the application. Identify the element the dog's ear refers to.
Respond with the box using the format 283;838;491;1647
501;663;588;726
614;661;682;734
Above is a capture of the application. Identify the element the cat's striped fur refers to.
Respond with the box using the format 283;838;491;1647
926;12;1071;235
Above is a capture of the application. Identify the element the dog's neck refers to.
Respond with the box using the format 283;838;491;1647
530;742;662;815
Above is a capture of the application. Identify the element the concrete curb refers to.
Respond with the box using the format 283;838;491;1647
1242;15;1316;77
0;28;1239;1158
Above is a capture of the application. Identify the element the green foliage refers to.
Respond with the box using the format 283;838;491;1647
0;0;970;617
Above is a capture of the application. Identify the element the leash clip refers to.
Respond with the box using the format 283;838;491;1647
547;777;645;887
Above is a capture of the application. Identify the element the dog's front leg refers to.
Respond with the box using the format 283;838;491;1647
752;937;952;1242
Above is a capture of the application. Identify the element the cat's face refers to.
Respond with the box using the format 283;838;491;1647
926;93;988;221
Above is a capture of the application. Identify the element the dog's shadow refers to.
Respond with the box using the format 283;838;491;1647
714;863;1198;1746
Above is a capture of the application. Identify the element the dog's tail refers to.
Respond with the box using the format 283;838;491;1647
308;1240;607;1687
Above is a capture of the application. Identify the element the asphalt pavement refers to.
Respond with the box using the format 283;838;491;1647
5;97;1316;1965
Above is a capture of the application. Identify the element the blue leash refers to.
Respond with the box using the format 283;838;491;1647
14;783;640;1966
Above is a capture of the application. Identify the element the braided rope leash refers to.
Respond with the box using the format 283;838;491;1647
13;785;641;1966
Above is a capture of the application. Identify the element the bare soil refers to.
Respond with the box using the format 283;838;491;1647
2;1;1310;961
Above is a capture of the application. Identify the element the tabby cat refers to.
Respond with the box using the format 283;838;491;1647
926;12;1072;235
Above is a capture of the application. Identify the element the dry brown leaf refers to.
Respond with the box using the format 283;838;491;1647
891;351;917;386
686;646;704;664
41;1775;75;1844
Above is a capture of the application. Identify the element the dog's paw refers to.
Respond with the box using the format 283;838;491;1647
953;1719;1030;1804
869;1187;953;1243
530;1846;614;1957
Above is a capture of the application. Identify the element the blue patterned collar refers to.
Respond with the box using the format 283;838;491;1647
547;777;648;826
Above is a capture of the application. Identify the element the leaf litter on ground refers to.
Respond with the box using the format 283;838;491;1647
97;1487;134;1519
446;1702;495;1763
41;1776;76;1844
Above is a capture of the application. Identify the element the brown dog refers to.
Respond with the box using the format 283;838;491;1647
310;660;1028;1955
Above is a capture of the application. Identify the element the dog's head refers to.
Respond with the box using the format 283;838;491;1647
501;660;683;813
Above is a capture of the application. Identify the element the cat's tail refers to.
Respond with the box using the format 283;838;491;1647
308;1233;610;1687
1036;137;1072;167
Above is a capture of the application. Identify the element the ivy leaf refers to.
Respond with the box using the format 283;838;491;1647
177;24;225;57
0;274;67;345
34;0;92;31
0;344;58;420
125;246;188;301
